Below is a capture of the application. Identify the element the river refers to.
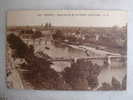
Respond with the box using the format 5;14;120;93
25;38;126;86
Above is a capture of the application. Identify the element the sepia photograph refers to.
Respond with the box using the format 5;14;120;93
6;10;127;90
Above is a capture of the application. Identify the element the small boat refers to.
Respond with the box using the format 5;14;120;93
45;46;50;50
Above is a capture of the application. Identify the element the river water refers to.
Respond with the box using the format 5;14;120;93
26;38;126;86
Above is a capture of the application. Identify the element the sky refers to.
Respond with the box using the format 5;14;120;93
7;10;128;27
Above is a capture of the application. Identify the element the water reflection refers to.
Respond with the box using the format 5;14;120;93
98;67;126;87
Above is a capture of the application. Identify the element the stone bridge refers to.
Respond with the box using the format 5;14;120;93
49;55;126;66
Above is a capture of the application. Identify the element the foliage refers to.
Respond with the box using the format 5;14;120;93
7;33;30;58
7;33;62;89
62;60;102;90
52;30;65;40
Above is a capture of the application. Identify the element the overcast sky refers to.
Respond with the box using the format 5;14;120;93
7;10;127;27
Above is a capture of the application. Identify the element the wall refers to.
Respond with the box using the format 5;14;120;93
0;0;133;100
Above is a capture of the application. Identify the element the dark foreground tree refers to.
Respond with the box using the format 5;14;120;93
7;33;30;58
122;75;126;90
7;33;63;89
62;59;102;90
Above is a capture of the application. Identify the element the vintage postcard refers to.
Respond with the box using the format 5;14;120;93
6;10;127;90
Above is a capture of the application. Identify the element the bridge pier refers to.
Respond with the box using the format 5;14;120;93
104;56;111;68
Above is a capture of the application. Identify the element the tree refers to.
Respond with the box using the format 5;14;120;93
7;33;30;58
7;33;61;89
122;75;126;90
52;30;64;40
32;30;42;39
62;59;102;90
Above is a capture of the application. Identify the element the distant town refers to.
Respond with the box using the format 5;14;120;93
7;23;127;54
